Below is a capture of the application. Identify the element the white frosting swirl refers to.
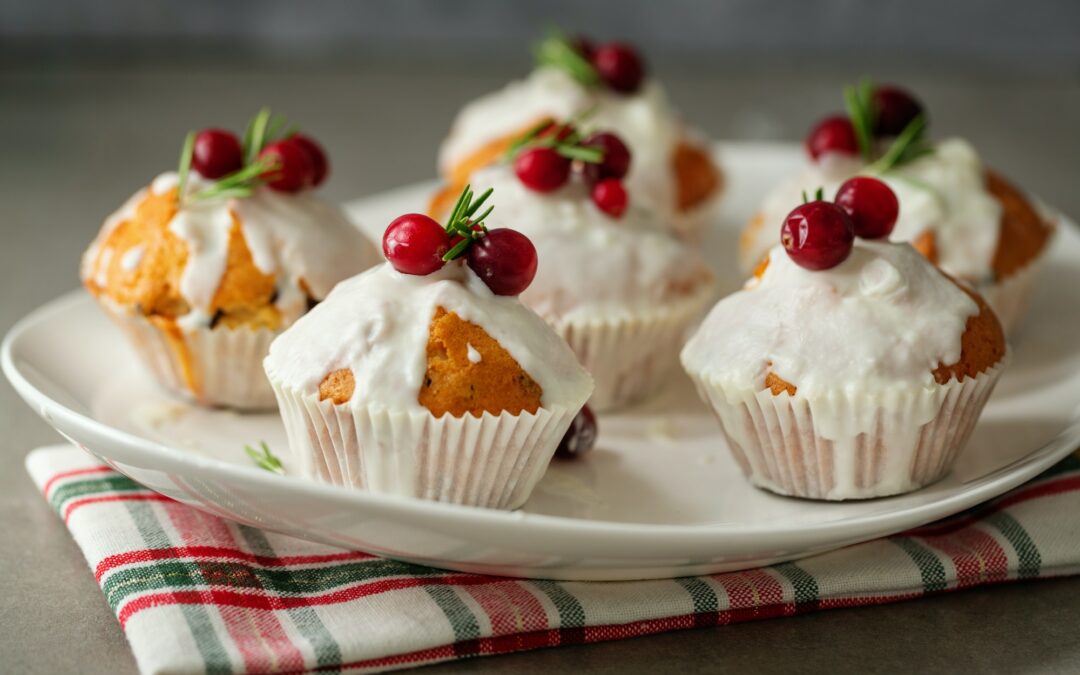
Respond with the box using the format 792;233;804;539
264;262;594;413
439;67;686;220
683;240;979;397
467;164;711;323
743;139;1003;281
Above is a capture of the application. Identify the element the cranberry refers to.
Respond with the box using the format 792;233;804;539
873;85;924;137
555;405;597;459
781;200;855;270
382;214;451;275
570;35;596;61
834;177;899;239
192;129;243;179
466;228;538;296
514;147;571;192
291;134;329;186
580;131;631;183
258;138;315;192
591;42;645;94
805;115;859;161
591;178;628;218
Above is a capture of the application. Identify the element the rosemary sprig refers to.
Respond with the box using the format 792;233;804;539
242;107;296;165
189;155;277;203
441;184;494;261
802;187;825;203
844;78;877;163
504;107;605;165
868;114;931;174
535;30;600;87
244;441;284;474
176;131;196;202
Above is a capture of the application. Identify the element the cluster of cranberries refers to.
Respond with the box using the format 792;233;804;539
513;123;632;218
781;176;899;270
191;128;329;193
805;85;924;161
570;35;646;94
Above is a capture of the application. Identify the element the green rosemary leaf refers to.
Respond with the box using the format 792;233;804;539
471;204;494;226
244;441;284;474
815;187;824;201
801;189;809;204
463;187;494;218
868;114;930;174
844;79;876;163
189;156;274;202
176;131;196;203
535;31;600;87
556;144;604;163
244;108;273;164
446;185;471;232
441;237;471;262
505;119;552;160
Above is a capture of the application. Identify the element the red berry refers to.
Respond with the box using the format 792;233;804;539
591;42;645;94
555;405;598;459
382;214;451;275
580;132;631;183
514;147;571;192
466;228;538;296
291;134;329;186
873;85;924;137
781;201;855;270
259;138;315;192
192;129;243;179
805;115;859;161
570;35;596;61
834;177;899;239
591;178;628;218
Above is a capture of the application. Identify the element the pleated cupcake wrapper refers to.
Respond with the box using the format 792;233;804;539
270;380;578;510
687;359;1007;500
978;245;1049;336
98;300;278;410
553;286;714;412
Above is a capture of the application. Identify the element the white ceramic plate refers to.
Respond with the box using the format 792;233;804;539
6;142;1080;581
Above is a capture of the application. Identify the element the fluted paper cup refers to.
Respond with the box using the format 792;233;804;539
685;359;1007;500
98;299;277;410
978;250;1048;336
271;381;579;510
552;285;714;412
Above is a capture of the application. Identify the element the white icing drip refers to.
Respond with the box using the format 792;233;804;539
466;343;482;363
683;240;979;397
264;262;594;413
119;244;145;272
744;139;1003;281
439;67;685;220
169;194;235;311
81;187;146;282
94;248;113;286
469;164;710;323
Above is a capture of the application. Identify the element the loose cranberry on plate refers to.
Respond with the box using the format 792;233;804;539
591;178;628;218
467;228;538;296
383;214;451;275
591;42;645;93
805;115;859;161
834;176;899;239
514;147;571;192
259;138;315;192
555;405;598;459
291;134;329;186
872;85;924;137
580;131;631;183
192;129;243;179
781;200;855;270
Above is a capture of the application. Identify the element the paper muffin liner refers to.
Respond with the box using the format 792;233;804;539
977;246;1048;336
271;380;579;510
686;359;1007;500
98;300;278;410
552;285;714;412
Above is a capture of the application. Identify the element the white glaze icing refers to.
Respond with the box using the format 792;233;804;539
683;239;979;396
439;67;688;220
743;139;1003;281
468;163;711;323
466;343;482;363
264;262;594;413
119;244;145;272
83;171;380;332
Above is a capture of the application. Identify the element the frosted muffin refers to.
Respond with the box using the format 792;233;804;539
454;130;714;410
265;189;593;508
685;184;1007;500
740;81;1053;333
81;111;379;409
435;32;721;238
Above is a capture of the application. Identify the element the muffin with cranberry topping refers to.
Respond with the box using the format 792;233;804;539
443;127;714;410
434;31;721;239
685;181;1007;500
265;187;593;508
81;110;379;409
740;80;1053;333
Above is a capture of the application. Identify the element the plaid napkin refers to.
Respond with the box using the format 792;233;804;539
26;444;1080;675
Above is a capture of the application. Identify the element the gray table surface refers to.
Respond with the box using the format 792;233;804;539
2;54;1079;674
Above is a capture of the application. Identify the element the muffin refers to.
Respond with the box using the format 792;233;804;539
739;81;1053;333
265;188;593;508
434;32;722;238
685;183;1007;500
81;111;379;409
445;127;714;411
